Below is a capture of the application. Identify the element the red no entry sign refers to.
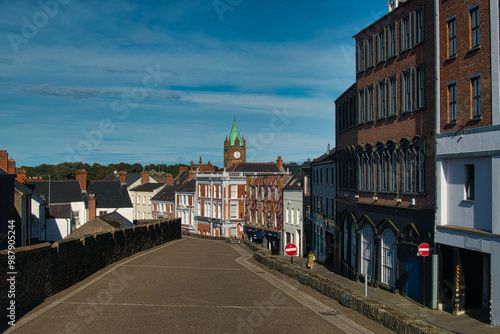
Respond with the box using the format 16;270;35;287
284;243;298;256
418;243;430;257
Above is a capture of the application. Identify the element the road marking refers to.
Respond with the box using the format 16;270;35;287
5;239;185;334
231;245;376;334
61;301;307;310
122;264;247;271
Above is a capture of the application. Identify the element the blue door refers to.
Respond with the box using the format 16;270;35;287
406;256;419;302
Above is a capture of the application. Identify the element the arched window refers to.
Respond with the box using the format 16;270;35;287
350;223;357;270
361;225;374;278
382;229;397;287
343;220;348;261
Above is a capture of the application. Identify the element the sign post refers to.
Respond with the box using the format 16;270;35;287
284;243;298;265
418;243;431;307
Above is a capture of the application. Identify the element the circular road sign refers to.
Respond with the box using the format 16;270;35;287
284;243;298;256
418;243;430;257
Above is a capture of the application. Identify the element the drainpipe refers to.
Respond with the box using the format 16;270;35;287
431;0;440;310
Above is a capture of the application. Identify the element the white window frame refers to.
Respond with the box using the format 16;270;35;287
381;229;397;288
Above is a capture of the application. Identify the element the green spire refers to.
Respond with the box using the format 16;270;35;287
229;117;243;146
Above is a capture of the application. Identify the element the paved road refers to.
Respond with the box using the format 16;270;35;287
6;237;394;334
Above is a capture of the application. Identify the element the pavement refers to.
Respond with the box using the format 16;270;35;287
4;237;395;334
272;253;500;334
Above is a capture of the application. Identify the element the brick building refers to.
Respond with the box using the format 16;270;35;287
436;0;500;323
335;0;437;306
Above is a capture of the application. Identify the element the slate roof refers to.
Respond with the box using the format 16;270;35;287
64;211;134;239
86;180;133;209
26;181;83;203
48;203;72;218
14;180;33;195
227;163;281;173
151;185;177;202
284;170;304;190
103;172;142;188
174;171;194;185
284;164;301;175
0;168;6;174
129;183;165;192
176;178;196;193
312;149;336;164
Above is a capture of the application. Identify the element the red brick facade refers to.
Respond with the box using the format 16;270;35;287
440;0;493;131
336;0;436;209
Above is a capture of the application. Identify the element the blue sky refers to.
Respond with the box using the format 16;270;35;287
1;0;387;168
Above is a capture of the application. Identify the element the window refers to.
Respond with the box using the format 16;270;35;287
231;185;237;198
343;222;348;262
390;150;398;192
470;6;480;48
388;76;397;116
350;223;357;270
361;225;374;278
402;15;411;51
402;144;424;194
367;86;374;121
402;70;412;112
143;196;146;205
358;89;365;124
415;7;424;44
388;23;397;57
448;83;457;122
471;75;481;117
448;18;456;57
378;151;387;191
230;203;238;219
367;37;374;67
415;66;425;109
382;229;397;288
377;30;385;62
359;153;366;190
368;152;375;191
357;42;365;72
378;80;386;118
465;164;475;200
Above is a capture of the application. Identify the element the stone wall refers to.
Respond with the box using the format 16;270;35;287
253;251;451;334
0;218;181;322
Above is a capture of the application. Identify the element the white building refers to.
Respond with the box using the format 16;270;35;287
437;126;500;322
283;170;305;257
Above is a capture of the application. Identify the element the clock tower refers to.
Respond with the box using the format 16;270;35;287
224;118;246;168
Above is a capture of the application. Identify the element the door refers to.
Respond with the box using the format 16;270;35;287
406;256;419;302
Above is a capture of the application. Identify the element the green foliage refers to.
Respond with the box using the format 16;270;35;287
21;162;195;181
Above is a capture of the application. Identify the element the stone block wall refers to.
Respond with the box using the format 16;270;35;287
0;218;181;322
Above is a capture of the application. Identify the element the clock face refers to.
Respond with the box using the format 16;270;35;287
233;151;241;158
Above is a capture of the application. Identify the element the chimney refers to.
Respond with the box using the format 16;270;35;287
118;170;127;185
15;168;26;184
7;159;16;175
0;150;8;172
88;193;96;220
276;156;283;170
165;173;173;185
75;169;87;191
141;171;150;184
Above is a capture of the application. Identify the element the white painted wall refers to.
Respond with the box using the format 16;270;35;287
283;189;303;256
441;157;492;231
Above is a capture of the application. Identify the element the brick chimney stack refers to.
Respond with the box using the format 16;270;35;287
88;193;96;220
276;156;283;170
164;173;174;185
15;168;26;184
0;150;8;172
75;169;87;192
119;171;127;185
7;159;15;175
141;171;150;184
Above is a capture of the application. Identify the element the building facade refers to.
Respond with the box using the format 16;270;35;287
175;178;196;233
436;0;500;323
283;170;305;257
309;149;336;264
335;0;437;306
